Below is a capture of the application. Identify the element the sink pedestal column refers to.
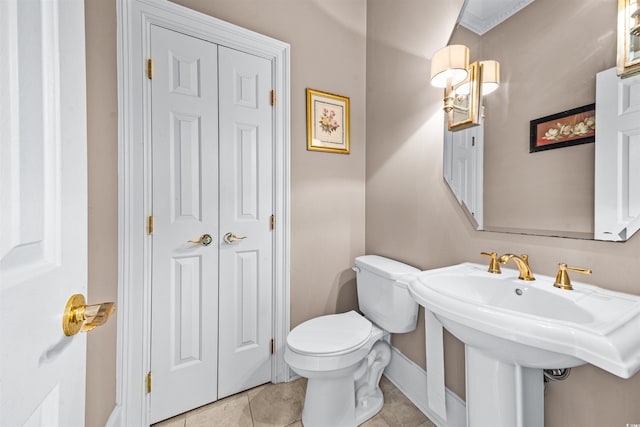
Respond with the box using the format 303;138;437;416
465;346;544;427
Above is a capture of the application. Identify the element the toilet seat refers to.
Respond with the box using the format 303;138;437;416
287;311;372;356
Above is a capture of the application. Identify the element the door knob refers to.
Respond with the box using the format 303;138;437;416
188;234;213;246
223;232;247;244
62;294;116;336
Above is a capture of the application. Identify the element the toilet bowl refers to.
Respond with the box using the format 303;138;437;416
286;311;388;427
285;255;420;427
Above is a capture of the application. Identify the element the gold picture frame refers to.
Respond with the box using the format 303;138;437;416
617;0;640;77
306;89;350;154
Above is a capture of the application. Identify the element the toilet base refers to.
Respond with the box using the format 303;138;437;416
355;388;383;425
302;370;358;427
300;340;391;427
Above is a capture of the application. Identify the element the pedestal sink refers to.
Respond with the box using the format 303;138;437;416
408;263;640;427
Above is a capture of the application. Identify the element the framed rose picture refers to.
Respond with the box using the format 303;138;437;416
306;88;350;154
530;104;596;153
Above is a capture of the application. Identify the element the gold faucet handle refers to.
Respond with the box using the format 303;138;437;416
481;252;501;274
553;263;592;290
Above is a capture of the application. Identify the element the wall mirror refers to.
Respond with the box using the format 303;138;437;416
443;0;640;241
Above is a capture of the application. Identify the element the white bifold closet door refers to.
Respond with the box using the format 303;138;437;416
149;24;274;423
217;45;274;400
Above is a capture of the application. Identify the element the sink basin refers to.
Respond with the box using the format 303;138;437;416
408;262;640;427
424;272;595;323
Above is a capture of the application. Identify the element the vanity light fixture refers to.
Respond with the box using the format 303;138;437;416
481;60;500;95
430;44;469;113
431;44;500;131
617;0;640;77
455;60;500;96
430;44;469;88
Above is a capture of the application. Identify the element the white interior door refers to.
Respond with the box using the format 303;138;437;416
218;46;274;398
149;26;275;422
149;25;220;423
444;121;484;229
0;0;88;425
118;3;290;424
595;67;640;241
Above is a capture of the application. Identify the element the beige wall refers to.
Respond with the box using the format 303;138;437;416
85;0;118;425
84;0;366;425
366;1;640;427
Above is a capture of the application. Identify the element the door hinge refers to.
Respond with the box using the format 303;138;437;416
146;372;152;394
148;215;154;235
270;214;275;230
147;58;153;80
270;89;275;106
270;339;275;354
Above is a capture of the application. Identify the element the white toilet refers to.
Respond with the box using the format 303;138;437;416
285;255;420;427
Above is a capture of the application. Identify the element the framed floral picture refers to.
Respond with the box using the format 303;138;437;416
306;89;350;154
530;104;596;153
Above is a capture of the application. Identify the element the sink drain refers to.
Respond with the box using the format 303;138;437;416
514;288;523;296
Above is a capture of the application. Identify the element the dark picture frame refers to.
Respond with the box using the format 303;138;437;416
530;104;596;153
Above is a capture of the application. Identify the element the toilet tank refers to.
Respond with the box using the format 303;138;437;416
354;255;420;333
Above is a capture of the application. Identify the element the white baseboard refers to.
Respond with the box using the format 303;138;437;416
383;346;466;427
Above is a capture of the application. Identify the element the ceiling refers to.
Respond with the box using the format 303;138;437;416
459;0;536;35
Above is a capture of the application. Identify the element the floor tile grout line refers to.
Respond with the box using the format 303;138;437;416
244;392;256;427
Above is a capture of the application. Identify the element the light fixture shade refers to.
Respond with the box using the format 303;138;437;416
430;44;469;88
480;60;500;95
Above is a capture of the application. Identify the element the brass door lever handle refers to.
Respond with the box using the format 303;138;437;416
223;232;246;244
63;294;115;336
188;234;213;246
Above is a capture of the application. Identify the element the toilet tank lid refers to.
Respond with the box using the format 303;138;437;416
354;255;419;280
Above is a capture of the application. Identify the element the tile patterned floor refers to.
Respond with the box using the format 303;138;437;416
153;376;437;427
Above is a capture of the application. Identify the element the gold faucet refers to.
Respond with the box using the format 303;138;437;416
498;253;535;281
